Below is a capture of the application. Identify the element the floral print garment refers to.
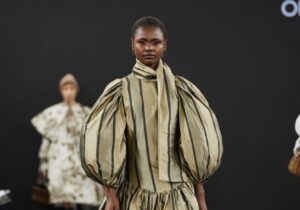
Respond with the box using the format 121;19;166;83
32;102;104;205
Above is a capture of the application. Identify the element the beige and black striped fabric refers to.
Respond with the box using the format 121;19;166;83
80;59;223;210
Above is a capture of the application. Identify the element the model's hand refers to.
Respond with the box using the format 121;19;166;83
105;187;120;210
195;183;208;210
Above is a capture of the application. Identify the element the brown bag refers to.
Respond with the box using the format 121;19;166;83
31;184;49;204
288;152;300;176
31;171;49;205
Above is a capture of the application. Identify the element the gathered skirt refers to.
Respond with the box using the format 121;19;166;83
99;181;199;210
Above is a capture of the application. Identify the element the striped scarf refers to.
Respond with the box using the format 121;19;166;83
133;59;181;181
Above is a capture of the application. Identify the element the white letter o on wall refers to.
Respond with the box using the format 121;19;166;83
281;0;298;17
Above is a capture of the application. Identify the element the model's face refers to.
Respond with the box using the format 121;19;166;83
60;83;77;103
131;26;166;69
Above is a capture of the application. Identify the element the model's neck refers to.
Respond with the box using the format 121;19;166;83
138;58;160;71
148;62;159;70
63;100;76;107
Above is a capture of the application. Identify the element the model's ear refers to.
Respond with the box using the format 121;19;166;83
163;39;167;52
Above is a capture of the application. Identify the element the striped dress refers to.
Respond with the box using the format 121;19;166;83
80;59;223;210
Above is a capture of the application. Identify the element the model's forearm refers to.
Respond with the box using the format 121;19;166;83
195;183;208;210
104;186;120;210
104;186;117;196
195;183;205;197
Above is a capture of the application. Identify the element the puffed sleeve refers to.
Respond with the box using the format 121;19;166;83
176;76;223;183
80;79;127;187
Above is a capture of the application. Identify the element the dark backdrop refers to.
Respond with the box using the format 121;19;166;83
1;0;300;209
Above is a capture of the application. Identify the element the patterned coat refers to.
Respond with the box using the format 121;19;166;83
32;102;104;205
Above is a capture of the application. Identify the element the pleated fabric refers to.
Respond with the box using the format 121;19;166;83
80;59;223;209
99;181;199;210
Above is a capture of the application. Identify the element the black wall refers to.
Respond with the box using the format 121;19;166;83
1;0;300;209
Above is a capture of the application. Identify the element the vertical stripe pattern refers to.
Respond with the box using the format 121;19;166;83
80;59;223;209
138;80;157;192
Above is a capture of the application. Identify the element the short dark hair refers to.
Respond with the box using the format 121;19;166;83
131;16;167;39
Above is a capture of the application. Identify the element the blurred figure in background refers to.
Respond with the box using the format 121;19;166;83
293;114;300;154
0;189;11;210
31;74;103;210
